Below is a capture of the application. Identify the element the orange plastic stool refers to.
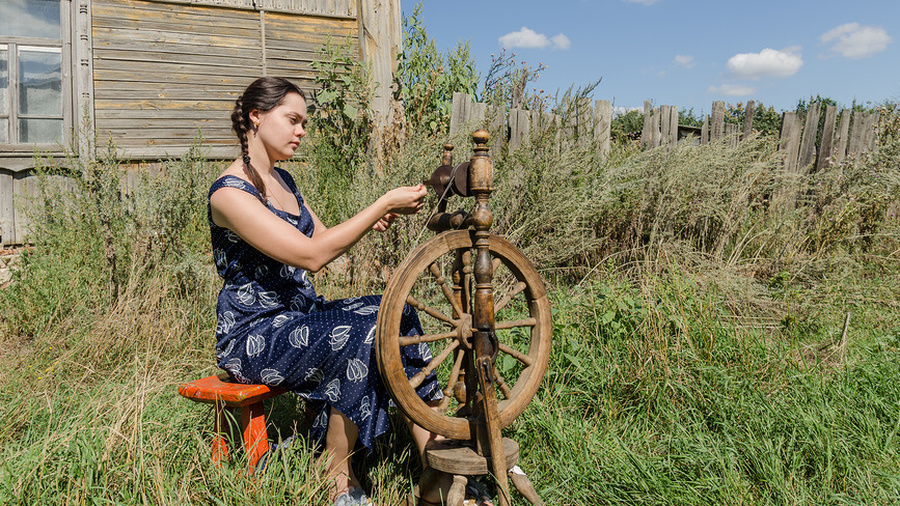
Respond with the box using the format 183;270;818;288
179;372;286;470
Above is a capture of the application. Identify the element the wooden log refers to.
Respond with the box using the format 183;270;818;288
593;100;612;158
833;109;851;163
816;105;838;172
711;101;725;140
798;102;821;170
742;100;755;139
641;100;652;148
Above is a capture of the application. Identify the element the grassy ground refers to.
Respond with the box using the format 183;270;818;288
0;115;898;504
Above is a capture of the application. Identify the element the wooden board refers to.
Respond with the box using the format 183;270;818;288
91;0;359;158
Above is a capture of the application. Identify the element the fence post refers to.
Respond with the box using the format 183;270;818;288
508;108;531;154
816;105;838;172
798;102;821;170
701;115;709;145
641;100;652;148
711;101;725;140
833;109;851;163
594;100;611;158
742;100;755;139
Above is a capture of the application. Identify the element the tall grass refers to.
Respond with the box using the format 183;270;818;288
0;102;898;504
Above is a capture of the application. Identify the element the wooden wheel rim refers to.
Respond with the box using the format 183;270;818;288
376;230;552;440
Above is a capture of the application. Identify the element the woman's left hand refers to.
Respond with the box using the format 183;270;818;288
372;213;396;232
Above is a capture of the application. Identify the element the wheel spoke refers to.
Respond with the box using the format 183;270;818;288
494;281;527;313
429;262;465;318
409;340;460;389
439;349;467;412
400;331;457;347
491;257;502;276
406;295;454;325
494;317;537;330
498;343;534;367
492;366;512;399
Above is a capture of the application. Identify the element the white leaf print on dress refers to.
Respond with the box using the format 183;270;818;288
213;248;226;266
289;294;306;312
364;325;376;344
418;342;433;361
346;358;368;382
313;410;328;428
403;303;412;315
280;264;296;278
257;290;279;309
300;270;312;288
324;378;341;402
236;283;256;305
225;230;240;243
272;314;291;328
329;325;351;351
217;311;236;335
220;338;236;359
342;302;364;312
255;265;269;279
359;395;371;421
246;334;265;357
260;368;284;385
353;305;379;316
289;325;309;348
304;367;324;385
223;357;241;374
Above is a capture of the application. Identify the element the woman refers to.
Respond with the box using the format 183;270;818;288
208;77;450;505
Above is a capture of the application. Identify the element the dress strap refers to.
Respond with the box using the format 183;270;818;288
208;175;262;200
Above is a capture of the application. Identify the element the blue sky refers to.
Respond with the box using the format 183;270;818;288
402;0;900;115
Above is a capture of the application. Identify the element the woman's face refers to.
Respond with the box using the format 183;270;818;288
251;92;308;161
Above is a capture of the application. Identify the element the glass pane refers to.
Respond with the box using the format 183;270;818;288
0;0;61;39
0;46;7;116
19;47;61;116
19;118;62;143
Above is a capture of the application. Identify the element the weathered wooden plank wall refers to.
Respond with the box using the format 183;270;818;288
91;0;358;160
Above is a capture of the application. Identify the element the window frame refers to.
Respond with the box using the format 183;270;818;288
0;1;73;153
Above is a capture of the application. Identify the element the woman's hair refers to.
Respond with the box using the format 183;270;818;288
231;77;305;202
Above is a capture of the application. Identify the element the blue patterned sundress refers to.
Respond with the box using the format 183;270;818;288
208;168;442;452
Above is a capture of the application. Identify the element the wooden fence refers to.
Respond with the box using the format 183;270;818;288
449;94;880;175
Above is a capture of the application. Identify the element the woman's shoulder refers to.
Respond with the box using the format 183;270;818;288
210;166;261;199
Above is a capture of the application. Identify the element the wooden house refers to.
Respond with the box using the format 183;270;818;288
0;0;400;245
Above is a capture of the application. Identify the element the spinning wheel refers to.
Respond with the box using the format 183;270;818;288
376;231;552;440
376;131;550;505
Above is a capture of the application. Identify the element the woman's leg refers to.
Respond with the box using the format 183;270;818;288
323;407;361;499
405;403;453;504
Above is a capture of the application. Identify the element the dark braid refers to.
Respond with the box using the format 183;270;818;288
231;77;306;203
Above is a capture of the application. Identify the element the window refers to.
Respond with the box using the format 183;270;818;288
0;0;67;148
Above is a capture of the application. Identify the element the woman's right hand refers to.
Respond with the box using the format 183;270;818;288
382;184;428;215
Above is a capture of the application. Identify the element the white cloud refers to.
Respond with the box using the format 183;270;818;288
820;23;891;59
499;27;571;50
674;54;695;69
551;34;571;50
708;84;757;96
726;47;803;79
623;0;659;5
